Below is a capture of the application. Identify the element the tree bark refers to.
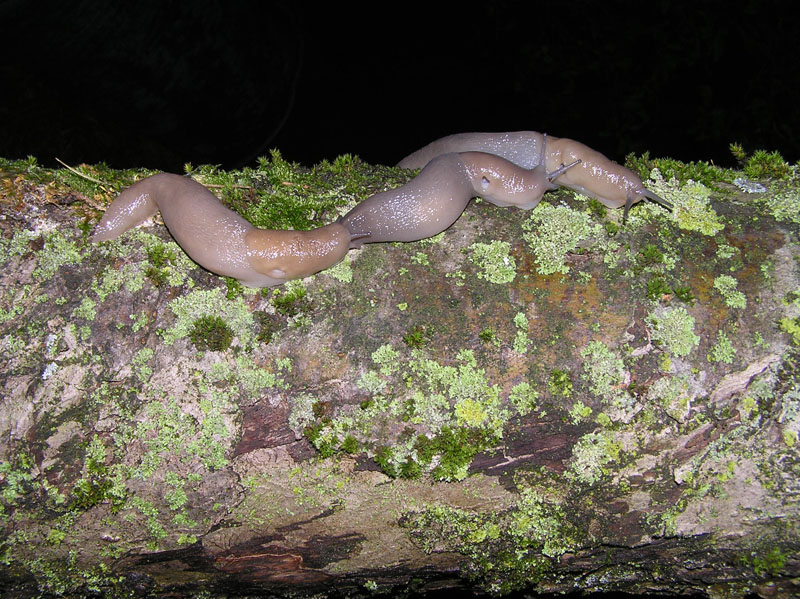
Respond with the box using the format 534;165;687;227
0;156;798;598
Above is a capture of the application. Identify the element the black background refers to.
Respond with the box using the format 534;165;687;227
1;1;798;172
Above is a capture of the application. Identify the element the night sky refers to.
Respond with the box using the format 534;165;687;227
2;1;798;172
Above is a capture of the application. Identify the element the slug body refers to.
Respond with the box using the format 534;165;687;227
340;153;474;248
91;173;350;287
340;149;579;247
398;131;670;215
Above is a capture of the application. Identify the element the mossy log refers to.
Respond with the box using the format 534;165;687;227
0;152;798;598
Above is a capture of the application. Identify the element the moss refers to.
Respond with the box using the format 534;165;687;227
468;240;516;284
713;274;747;309
627;151;737;188
272;280;308;316
548;368;573;398
522;203;592;275
189;314;233;352
638;243;664;267
478;327;500;347
646;306;700;357
730;144;793;181
646;277;672;301
159;288;255;348
145;243;177;287
402;324;431;349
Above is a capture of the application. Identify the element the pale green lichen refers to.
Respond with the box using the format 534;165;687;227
91;263;146;301
372;344;400;376
522;203;591;275
323;254;353;283
410;251;430;266
647;168;724;236
760;186;800;225
159;288;255;348
569;401;593;424
708;330;737;364
288;392;317;434
713;275;747;309
512;312;529;353
646;306;700;357
31;231;84;281
71;297;97;321
468;241;516;284
132;347;154;383
566;431;622;485
580;341;625;398
509;382;538;416
0;229;36;267
647;373;693;422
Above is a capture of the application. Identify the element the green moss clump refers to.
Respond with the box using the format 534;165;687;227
145;243;177;287
548;369;573;398
272;281;308;316
189;315;233;352
403;324;431;349
730;144;793;180
647;277;673;301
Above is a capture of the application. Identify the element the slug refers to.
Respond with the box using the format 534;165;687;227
398;131;671;218
339;148;580;247
90;173;351;287
91;131;664;287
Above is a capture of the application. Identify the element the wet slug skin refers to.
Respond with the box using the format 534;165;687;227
92;132;668;287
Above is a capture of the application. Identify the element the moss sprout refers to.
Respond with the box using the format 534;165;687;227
189;315;233;351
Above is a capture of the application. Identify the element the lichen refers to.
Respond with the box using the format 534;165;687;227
468;240;516;284
512;312;529;353
566;431;622;485
522;203;592;275
713;274;747;309
159;288;256;348
646;306;700;357
647;168;724;236
708;330;737;364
